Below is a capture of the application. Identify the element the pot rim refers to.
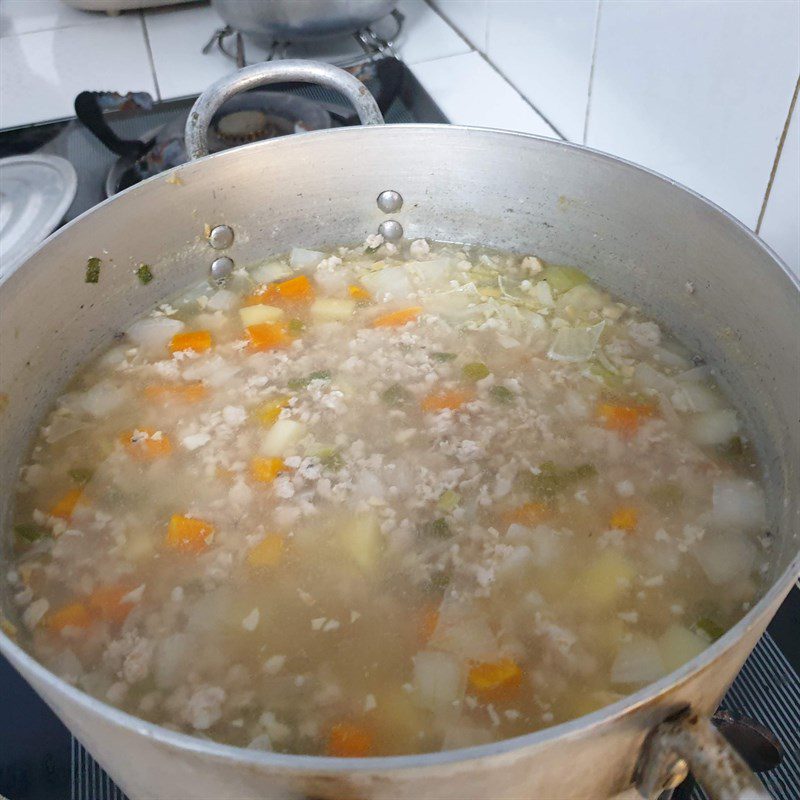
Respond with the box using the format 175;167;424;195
1;123;798;773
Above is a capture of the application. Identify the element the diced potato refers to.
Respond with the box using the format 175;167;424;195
260;419;306;457
310;297;356;321
658;624;708;673
239;304;285;327
575;550;636;608
339;510;381;572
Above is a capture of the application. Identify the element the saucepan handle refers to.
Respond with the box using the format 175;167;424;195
185;60;384;160
635;710;771;800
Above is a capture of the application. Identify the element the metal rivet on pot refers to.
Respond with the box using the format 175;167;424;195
210;256;234;283
208;224;234;249
376;190;403;214
378;219;403;241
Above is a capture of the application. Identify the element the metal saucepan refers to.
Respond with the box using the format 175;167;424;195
0;61;797;800
211;0;398;43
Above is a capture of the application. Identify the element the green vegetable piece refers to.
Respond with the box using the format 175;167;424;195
462;362;490;381
489;385;515;404
431;352;457;362
649;482;684;512
68;467;93;485
85;257;101;284
517;461;597;500
420;518;452;539
288;371;331;390
318;448;344;471
288;318;305;336
136;264;154;285
543;264;588;295
381;383;412;406
14;523;46;543
424;571;451;594
437;489;461;512
693;617;725;643
589;362;625;392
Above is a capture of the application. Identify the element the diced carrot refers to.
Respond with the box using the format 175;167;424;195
248;275;316;308
468;657;523;699
165;514;214;553
119;428;172;461
418;604;440;644
50;488;83;520
597;402;656;436
169;330;213;355
501;502;551;528
370;306;423;328
250;457;289;484
420;389;475;413
348;284;371;302
254;396;290;426
610;506;638;532
47;602;92;634
326;722;374;757
144;382;207;404
245;322;292;351
88;585;136;625
246;533;285;568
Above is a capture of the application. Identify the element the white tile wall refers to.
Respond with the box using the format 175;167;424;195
484;0;599;141
0;0;90;38
759;96;800;277
586;0;800;229
412;50;558;136
430;0;489;51
0;13;157;128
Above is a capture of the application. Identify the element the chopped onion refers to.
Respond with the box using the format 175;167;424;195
429;604;498;661
694;531;755;585
634;363;675;395
658;624;708;673
412;650;465;711
126;316;184;352
548;321;605;362
530;279;554;308
677;365;710;382
421;290;480;322
556;284;606;316
411;258;452;290
44;413;85;443
687;409;738;446
206;289;237;312
252;261;292;284
79;381;128;418
671;382;719;414
183;356;240;387
361;265;413;301
610;636;666;685
712;479;766;530
289;247;324;268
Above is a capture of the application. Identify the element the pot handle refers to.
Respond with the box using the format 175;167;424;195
185;60;384;160
635;710;771;799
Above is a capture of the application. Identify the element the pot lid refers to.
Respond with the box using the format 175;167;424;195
0;154;77;281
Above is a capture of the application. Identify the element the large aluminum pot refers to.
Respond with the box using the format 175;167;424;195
211;0;397;43
0;62;798;800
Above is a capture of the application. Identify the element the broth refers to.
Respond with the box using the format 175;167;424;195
5;239;772;756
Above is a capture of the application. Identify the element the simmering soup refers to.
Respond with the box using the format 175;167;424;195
5;239;772;756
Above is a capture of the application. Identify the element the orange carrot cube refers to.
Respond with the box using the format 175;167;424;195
245;322;292;351
50;488;84;520
326;722;374;758
47;602;92;634
246;533;285;568
250;457;289;484
370;306;423;328
597;402;656;436
169;330;213;354
468;657;523;699
420;389;474;412
348;284;371;302
144;382;207;404
119;428;172;460
165;514;214;553
610;506;638;532
89;585;136;625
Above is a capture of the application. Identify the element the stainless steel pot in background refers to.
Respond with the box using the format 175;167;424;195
0;62;798;800
211;0;398;43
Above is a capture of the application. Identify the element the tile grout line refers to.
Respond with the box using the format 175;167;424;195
422;0;564;140
139;11;161;102
582;0;603;146
755;74;799;234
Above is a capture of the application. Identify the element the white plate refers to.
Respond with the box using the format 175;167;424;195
0;154;78;280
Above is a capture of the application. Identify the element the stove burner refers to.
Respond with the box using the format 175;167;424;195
202;8;404;70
